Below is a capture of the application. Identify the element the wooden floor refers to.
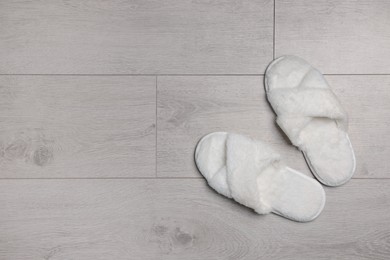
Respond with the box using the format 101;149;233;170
1;1;389;259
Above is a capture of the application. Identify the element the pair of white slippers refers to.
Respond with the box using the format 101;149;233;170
195;56;356;222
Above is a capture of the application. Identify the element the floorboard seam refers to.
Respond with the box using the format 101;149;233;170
0;74;389;76
0;177;387;180
0;74;265;76
155;75;158;178
273;0;276;59
0;177;204;180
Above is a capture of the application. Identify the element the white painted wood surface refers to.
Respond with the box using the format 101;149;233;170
276;0;390;74
0;76;156;178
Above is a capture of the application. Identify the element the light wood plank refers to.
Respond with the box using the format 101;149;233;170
275;0;390;74
0;76;155;178
157;76;390;178
329;75;390;178
157;76;311;178
0;179;389;259
0;0;273;74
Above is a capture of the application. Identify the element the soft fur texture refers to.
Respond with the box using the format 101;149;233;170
265;55;356;186
195;132;325;222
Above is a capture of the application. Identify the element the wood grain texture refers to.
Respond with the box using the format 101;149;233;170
157;76;311;178
0;76;156;178
157;75;390;178
328;75;390;178
275;0;390;74
0;0;273;74
0;179;389;259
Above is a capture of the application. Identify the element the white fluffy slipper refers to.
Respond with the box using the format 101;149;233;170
265;56;356;186
195;132;325;222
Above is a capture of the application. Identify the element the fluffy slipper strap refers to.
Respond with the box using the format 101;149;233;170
267;87;348;146
225;134;281;214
